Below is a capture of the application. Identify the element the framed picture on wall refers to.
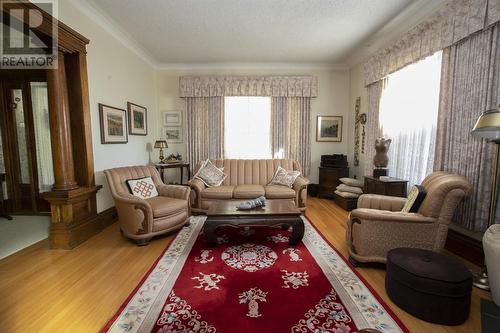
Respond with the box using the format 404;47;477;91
163;111;182;126
316;115;342;142
99;103;128;144
164;126;183;143
127;102;148;135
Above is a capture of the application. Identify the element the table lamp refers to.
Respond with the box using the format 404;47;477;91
154;139;168;164
471;106;500;290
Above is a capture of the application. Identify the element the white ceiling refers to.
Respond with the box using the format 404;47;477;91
73;0;445;68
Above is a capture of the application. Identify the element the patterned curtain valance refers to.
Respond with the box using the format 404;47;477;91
364;0;500;86
179;76;318;97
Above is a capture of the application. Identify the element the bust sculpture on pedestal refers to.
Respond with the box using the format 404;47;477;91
373;137;392;177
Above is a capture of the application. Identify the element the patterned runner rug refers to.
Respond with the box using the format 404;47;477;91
101;216;409;333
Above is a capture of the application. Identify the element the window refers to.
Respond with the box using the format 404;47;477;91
378;51;442;187
224;96;272;159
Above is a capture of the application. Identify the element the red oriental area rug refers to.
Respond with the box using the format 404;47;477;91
101;216;409;333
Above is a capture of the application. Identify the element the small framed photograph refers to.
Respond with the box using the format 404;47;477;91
164;126;183;143
316;115;342;142
99;104;128;144
127;102;147;135
163;111;182;126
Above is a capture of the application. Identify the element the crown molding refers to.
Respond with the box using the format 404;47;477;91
69;0;159;68
156;62;350;71
344;0;447;67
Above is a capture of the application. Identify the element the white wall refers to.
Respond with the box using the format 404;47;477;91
59;1;158;212
156;68;350;184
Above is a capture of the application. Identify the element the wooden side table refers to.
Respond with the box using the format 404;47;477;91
318;166;349;198
155;162;190;185
364;176;408;197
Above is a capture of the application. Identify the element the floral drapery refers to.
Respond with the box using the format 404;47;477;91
179;76;318;97
363;80;386;176
186;97;224;173
364;0;500;86
433;23;500;231
271;97;311;176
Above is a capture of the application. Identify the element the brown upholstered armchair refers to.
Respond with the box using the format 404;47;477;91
346;171;472;265
104;165;190;245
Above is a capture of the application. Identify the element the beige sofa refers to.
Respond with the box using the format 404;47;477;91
346;171;472;265
104;166;190;245
188;159;309;213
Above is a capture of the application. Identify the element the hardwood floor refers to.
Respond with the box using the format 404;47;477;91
0;197;489;333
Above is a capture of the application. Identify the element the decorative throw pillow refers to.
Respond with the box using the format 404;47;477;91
339;177;364;188
334;190;360;199
194;159;227;187
337;184;363;194
401;185;427;213
269;166;301;188
126;176;158;199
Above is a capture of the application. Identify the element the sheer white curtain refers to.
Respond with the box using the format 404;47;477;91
30;82;54;192
378;51;442;188
224;96;272;159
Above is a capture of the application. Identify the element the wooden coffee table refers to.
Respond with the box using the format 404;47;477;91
204;200;304;247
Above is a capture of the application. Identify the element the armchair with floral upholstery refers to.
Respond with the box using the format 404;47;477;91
346;171;472;265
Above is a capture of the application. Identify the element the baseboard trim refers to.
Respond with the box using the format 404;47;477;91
50;207;118;249
445;229;484;266
95;207;118;229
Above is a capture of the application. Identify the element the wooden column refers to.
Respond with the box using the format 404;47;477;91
46;51;78;191
43;51;105;249
65;52;95;187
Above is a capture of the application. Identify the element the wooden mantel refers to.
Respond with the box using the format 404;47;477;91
1;1;108;249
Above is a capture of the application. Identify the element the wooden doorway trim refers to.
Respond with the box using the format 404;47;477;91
1;1;103;248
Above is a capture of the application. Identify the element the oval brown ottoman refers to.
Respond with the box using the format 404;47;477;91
386;248;472;325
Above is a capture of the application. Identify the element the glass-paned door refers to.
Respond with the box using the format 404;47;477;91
0;79;52;213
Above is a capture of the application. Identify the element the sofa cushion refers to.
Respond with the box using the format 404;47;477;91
334;190;360;199
265;185;296;199
201;186;234;199
337;184;363;194
401;185;427;213
126;176;158;199
194;159;227;187
233;185;265;199
146;196;187;218
269;166;301;188
340;177;364;188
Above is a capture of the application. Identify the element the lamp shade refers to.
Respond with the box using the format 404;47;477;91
154;140;168;149
471;107;500;141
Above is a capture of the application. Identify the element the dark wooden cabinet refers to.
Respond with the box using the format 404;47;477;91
318;167;349;198
364;176;408;197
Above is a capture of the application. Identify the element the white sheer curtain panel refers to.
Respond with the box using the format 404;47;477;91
378;51;442;188
30;82;54;192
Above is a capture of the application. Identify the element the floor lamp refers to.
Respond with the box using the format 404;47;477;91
471;106;500;290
